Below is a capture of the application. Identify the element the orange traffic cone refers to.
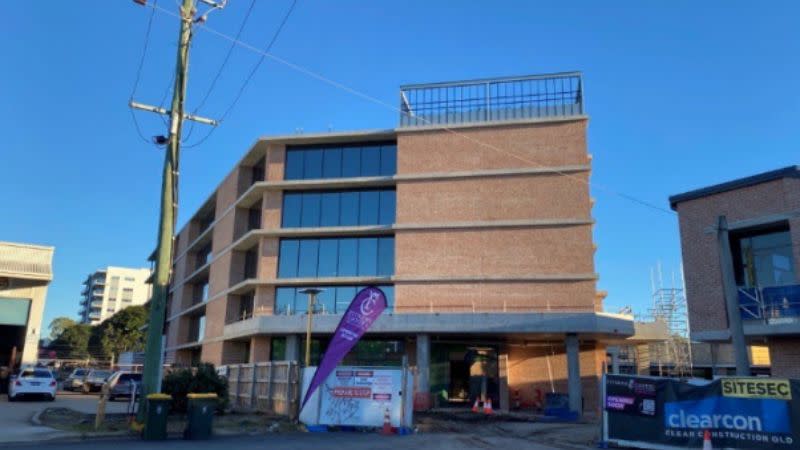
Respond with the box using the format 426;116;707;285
381;407;392;435
471;398;480;413
483;398;494;414
702;430;713;450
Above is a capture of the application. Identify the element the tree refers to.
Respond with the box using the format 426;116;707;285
95;305;148;363
50;323;92;359
48;317;76;340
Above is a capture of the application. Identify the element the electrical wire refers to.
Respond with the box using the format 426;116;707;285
150;1;674;216
183;0;257;142
183;0;299;148
129;0;165;145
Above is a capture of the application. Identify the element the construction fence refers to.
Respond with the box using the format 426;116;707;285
221;361;300;418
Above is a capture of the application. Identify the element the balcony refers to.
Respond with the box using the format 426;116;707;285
399;72;583;128
739;284;800;325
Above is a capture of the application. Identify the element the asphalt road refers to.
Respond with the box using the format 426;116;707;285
0;391;129;443
0;433;571;450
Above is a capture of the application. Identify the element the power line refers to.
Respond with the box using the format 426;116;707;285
183;0;299;148
149;1;673;216
129;0;165;145
183;0;257;143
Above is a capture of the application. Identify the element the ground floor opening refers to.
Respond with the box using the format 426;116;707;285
198;332;608;416
0;324;25;369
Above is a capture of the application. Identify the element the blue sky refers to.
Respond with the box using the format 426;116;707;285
1;1;798;330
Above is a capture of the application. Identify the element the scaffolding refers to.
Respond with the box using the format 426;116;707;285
647;264;693;377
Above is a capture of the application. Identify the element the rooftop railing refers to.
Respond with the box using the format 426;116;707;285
399;72;583;128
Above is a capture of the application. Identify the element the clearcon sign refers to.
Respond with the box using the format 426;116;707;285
604;375;799;449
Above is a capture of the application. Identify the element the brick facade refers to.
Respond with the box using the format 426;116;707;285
672;170;800;377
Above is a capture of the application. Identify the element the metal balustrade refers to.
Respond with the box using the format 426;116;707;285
399;72;584;128
739;284;800;321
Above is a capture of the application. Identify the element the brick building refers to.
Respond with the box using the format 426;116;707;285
162;73;633;414
670;166;800;378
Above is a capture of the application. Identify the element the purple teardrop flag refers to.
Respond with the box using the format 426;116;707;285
301;286;388;409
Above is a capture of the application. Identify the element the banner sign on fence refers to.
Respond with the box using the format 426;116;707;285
319;367;402;427
605;374;800;449
301;286;387;409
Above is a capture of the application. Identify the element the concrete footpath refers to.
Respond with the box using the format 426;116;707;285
0;392;128;444
0;432;585;450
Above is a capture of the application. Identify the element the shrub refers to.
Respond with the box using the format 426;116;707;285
161;363;228;413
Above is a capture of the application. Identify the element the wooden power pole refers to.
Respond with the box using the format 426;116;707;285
130;0;220;423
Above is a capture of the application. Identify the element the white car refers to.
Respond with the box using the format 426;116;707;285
8;368;57;401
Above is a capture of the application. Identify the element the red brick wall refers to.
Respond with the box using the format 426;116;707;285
768;338;800;379
507;342;605;414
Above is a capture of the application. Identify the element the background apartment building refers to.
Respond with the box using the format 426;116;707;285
0;241;54;367
163;72;634;414
79;266;151;324
671;166;800;378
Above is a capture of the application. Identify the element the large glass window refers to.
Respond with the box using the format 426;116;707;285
281;189;396;228
358;238;378;276
284;142;397;180
277;236;394;278
274;285;395;315
297;239;320;278
277;240;299;278
732;225;796;287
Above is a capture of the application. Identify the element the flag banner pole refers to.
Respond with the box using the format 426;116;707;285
301;286;388;409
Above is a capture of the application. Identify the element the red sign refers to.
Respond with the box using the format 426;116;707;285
332;387;372;398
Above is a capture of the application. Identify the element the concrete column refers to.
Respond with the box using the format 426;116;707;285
498;353;509;412
566;333;581;414
607;347;620;374
250;335;271;363
414;334;432;411
285;335;301;362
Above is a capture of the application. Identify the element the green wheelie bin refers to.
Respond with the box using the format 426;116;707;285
143;393;172;440
184;393;218;440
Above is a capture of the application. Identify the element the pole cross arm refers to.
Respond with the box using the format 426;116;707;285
130;100;219;126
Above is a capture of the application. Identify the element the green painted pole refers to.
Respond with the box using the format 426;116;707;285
137;0;195;423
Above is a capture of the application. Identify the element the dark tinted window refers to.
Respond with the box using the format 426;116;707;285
360;146;380;177
380;145;397;176
284;150;304;180
277;237;393;279
322;148;342;178
281;193;302;227
284;142;396;180
300;193;321;227
278;240;300;278
341;147;361;177
22;369;52;378
280;189;395;228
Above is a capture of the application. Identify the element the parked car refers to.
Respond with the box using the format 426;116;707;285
64;368;90;391
82;369;112;393
105;371;142;401
8;368;57;401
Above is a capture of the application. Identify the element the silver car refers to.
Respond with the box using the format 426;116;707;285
105;372;142;401
82;369;112;393
64;368;89;391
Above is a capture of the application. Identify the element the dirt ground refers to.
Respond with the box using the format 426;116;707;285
416;410;600;449
36;406;599;449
